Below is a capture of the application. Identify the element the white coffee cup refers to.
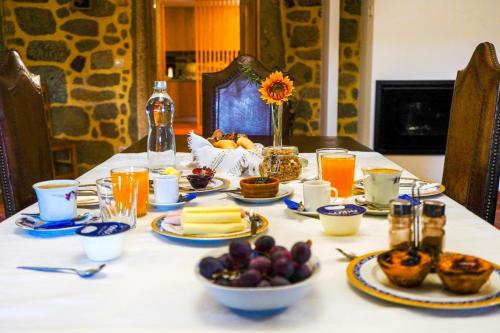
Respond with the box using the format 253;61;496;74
33;179;79;221
154;175;179;204
303;180;338;212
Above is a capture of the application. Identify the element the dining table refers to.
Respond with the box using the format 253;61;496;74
0;135;498;333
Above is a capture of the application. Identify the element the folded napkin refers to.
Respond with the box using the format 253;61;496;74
188;132;263;177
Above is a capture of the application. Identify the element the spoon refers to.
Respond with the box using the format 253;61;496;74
17;264;106;278
336;248;357;261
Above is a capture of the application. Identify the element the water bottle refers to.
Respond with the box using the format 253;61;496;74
146;81;176;171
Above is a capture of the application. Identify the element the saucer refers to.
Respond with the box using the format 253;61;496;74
226;187;293;204
353;196;389;216
149;193;197;211
15;209;101;233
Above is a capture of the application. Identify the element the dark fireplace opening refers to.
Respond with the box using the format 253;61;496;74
374;80;455;154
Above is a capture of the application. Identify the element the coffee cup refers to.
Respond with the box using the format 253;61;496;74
362;167;402;208
303;180;338;212
154;175;179;204
33;179;79;221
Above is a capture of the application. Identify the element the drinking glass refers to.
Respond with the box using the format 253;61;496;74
110;166;149;217
96;177;138;228
316;148;348;178
317;150;355;197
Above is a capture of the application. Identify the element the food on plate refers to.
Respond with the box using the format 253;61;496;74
436;253;494;294
240;177;280;198
377;249;432;287
186;167;214;189
207;129;256;150
198;236;314;287
214;139;238;150
259;146;302;181
181;206;245;235
161;166;181;177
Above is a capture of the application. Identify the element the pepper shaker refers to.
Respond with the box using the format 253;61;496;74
388;199;413;250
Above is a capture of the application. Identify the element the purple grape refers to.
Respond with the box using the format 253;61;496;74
249;256;272;274
239;269;262;287
255;236;275;253
218;253;234;270
215;277;231;286
199;257;224;279
291;242;311;264
290;264;311;283
257;279;271;288
271;249;292;262
269;245;287;255
272;258;295;278
270;276;291;286
229;240;252;262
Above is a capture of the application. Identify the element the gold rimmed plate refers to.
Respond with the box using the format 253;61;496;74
150;176;231;194
354;177;445;197
150;213;269;241
347;251;500;310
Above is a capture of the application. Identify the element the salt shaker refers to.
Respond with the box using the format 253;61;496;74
388;199;413;250
421;200;446;259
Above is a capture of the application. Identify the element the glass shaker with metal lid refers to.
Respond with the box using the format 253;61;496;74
388;199;413;250
421;200;446;259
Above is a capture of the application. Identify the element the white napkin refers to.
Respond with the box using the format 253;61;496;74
187;132;263;176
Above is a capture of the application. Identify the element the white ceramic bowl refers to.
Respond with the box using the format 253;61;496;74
196;248;320;311
76;222;130;261
317;204;366;236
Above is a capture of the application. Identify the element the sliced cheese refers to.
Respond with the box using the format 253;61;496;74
181;206;243;224
182;222;245;235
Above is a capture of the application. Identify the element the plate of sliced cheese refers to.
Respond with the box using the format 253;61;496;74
150;206;269;241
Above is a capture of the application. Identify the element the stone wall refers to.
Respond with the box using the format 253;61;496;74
1;0;136;174
337;0;360;138
260;0;322;136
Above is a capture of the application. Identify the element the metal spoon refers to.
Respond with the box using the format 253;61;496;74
336;248;357;261
17;264;106;278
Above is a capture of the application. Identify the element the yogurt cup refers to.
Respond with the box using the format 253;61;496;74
76;222;130;261
316;204;366;236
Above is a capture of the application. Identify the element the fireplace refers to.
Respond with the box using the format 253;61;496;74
374;80;455;154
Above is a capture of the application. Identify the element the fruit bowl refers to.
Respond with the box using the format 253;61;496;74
195;247;320;312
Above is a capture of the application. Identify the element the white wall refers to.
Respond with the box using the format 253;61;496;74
359;0;500;181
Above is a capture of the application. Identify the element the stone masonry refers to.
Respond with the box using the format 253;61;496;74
2;0;135;174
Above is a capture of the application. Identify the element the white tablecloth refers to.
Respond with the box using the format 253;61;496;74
0;152;499;333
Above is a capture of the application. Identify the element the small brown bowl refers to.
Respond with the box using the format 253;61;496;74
240;177;279;198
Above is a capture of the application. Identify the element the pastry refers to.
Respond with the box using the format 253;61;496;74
214;139;238;149
377;249;432;287
236;136;256;150
436;253;494;294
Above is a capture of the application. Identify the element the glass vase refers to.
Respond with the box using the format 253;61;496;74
271;103;283;147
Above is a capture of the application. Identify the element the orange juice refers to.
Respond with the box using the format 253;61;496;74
111;167;149;217
320;154;355;197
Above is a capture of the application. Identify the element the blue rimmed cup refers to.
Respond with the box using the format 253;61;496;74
76;222;131;261
317;204;366;236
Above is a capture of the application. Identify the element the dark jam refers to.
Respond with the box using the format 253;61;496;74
401;250;421;267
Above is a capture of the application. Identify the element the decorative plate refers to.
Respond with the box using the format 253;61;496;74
354;177;445;197
353;196;390;216
347;251;500;310
150;176;231;194
15;209;101;233
226;187;293;204
150;212;269;241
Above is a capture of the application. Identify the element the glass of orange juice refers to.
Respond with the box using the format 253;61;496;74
317;149;355;197
110;166;149;217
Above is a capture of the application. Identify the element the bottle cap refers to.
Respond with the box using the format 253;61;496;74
389;199;412;216
153;81;167;90
423;200;445;217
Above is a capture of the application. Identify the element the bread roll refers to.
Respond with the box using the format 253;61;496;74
214;139;237;149
237;136;256;150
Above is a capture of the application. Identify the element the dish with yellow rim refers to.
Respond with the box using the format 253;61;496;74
346;251;500;310
150;213;269;241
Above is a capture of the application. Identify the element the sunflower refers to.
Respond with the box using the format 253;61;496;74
258;71;294;105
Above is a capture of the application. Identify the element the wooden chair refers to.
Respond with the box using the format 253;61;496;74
0;50;54;217
442;42;500;224
202;55;295;138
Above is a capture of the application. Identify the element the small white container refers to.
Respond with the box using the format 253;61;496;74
317;204;366;236
76;222;130;261
153;175;179;204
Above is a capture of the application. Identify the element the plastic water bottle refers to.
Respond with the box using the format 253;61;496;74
146;81;176;171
